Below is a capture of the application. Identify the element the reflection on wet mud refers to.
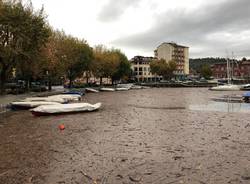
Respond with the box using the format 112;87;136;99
128;104;186;110
189;102;250;113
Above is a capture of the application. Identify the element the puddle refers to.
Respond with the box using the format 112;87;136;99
189;102;250;113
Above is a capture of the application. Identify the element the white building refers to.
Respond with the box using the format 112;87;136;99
130;56;160;82
154;42;189;77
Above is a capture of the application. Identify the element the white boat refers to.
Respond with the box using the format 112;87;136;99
30;102;102;116
130;85;142;89
116;87;129;91
240;84;250;91
23;97;67;103
49;94;81;101
10;101;61;109
210;84;240;91
117;83;133;89
100;87;115;92
85;88;99;93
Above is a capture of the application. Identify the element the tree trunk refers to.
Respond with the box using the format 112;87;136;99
0;71;6;94
48;79;52;91
69;78;73;89
100;77;102;86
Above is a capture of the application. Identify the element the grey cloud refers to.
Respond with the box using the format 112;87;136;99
112;0;250;58
98;0;141;22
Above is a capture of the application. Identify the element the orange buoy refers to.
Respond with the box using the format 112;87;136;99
59;124;65;130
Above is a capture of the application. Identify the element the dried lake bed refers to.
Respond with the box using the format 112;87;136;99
0;88;250;184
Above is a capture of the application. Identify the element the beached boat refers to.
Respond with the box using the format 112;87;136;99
115;87;129;91
30;102;102;116
240;84;250;91
49;94;81;101
85;88;99;93
100;87;115;92
130;85;142;89
209;84;240;91
117;83;133;89
63;90;85;96
10;101;61;110
23;97;67;103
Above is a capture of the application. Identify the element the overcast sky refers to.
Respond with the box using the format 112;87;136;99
31;0;250;59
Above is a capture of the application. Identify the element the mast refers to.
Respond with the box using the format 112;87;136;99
227;58;230;84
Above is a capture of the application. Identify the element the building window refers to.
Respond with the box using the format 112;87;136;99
134;67;138;71
139;67;142;71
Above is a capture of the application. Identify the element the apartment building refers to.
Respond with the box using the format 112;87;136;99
212;60;250;79
130;56;160;82
154;42;189;77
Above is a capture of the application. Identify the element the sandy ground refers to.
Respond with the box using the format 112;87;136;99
0;88;250;184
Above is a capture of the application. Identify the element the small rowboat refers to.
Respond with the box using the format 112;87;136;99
10;101;61;110
100;88;115;92
30;102;102;116
85;88;99;93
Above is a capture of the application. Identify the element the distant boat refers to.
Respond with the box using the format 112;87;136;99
30;102;102;116
210;57;240;91
240;84;250;91
115;87;129;91
100;87;115;92
210;84;240;91
85;88;99;93
117;83;133;89
10;101;61;110
131;85;142;89
62;90;85;96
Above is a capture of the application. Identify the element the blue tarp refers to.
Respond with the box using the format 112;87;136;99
242;91;250;97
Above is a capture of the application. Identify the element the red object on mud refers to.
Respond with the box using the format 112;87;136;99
59;124;65;130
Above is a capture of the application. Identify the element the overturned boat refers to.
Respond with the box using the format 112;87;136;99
30;102;102;116
85;88;99;93
100;87;115;92
10;101;61;110
115;87;129;91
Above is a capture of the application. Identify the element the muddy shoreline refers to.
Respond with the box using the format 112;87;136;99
0;88;250;183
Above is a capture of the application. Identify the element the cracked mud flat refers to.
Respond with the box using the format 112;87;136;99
0;88;250;184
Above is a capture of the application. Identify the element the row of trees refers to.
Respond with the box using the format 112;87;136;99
0;0;131;94
150;59;177;80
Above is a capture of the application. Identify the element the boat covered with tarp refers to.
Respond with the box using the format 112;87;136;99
10;101;61;110
30;102;102;116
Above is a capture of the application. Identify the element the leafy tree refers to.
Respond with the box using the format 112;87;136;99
150;59;177;80
57;34;93;88
0;0;50;93
201;64;212;79
111;49;131;84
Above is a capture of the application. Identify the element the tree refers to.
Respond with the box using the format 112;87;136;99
111;49;131;84
150;59;177;80
0;0;50;93
57;34;93;88
201;64;212;79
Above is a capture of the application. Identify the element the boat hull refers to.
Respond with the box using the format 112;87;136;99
30;102;101;116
